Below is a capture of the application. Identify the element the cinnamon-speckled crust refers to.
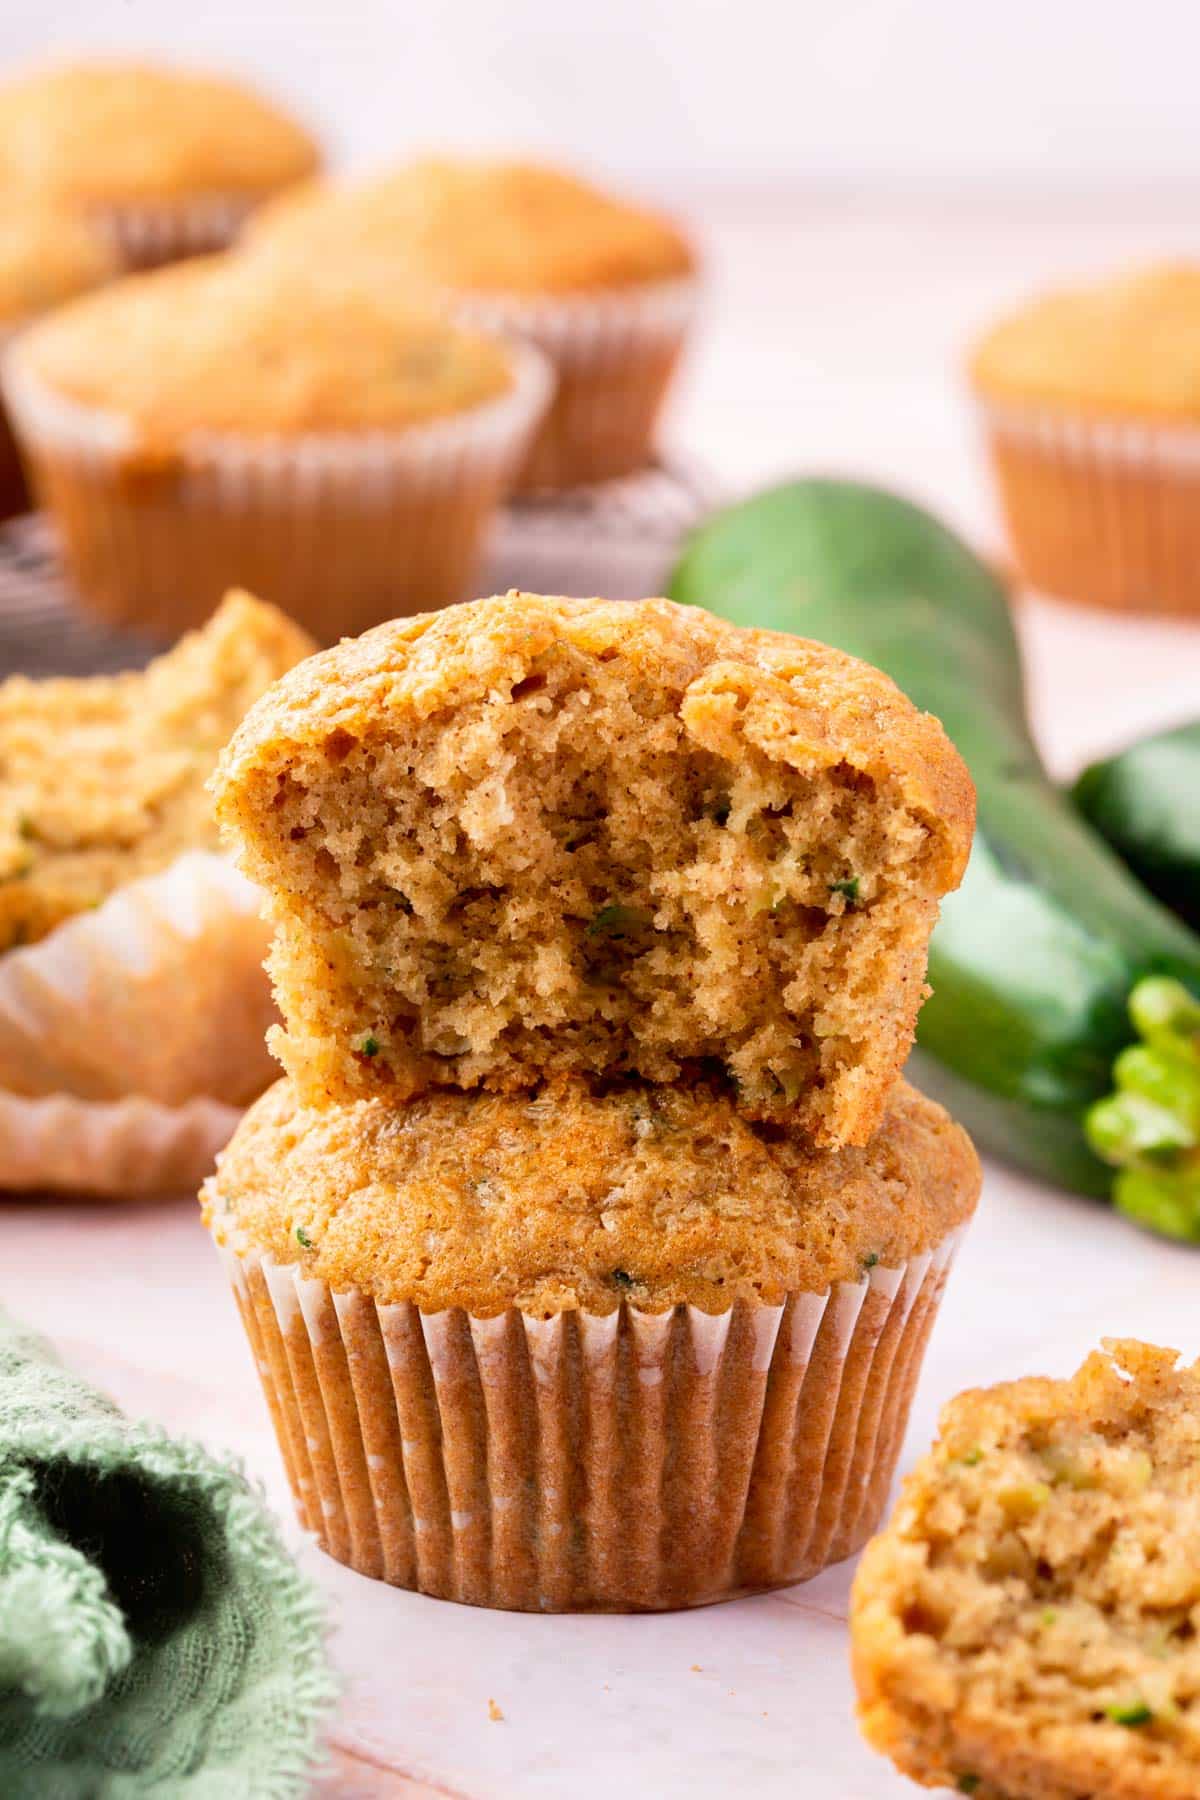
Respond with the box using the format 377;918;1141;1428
204;1075;979;1315
220;592;971;846
851;1340;1200;1800
0;61;319;205
246;158;696;295
214;591;974;1142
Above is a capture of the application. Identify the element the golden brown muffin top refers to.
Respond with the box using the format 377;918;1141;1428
205;1076;979;1315
0;589;313;952
0;193;117;325
247;157;696;295
852;1340;1200;1800
9;255;517;445
971;263;1200;422
0;61;320;205
218;590;974;890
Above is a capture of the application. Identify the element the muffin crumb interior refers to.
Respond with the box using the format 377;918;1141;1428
853;1339;1200;1800
216;592;973;1143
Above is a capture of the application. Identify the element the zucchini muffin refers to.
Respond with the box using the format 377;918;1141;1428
852;1340;1200;1799
0;60;320;269
205;1074;979;1609
0;589;313;1194
0;193;117;516
971;263;1200;616
1;255;551;638
213;591;973;1147
247;158;698;490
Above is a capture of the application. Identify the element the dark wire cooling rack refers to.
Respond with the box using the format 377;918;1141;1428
0;459;718;680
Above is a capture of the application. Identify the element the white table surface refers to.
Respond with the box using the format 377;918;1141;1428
7;187;1200;1798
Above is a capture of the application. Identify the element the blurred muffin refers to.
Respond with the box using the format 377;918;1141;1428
0;589;313;1196
0;192;117;516
0;60;320;269
248;158;698;489
971;263;1200;617
1;255;551;640
213;590;973;1147
852;1339;1200;1799
204;1073;979;1610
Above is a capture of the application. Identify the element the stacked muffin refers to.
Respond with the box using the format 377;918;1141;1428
204;590;980;1611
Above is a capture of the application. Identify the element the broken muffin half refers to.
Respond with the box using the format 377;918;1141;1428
213;591;973;1145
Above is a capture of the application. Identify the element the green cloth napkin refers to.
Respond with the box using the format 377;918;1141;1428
0;1312;335;1798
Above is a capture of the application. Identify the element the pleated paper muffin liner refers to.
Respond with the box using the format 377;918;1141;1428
0;850;276;1107
978;396;1200;617
0;340;554;640
0;1088;239;1196
215;1227;962;1612
451;276;700;491
84;192;269;271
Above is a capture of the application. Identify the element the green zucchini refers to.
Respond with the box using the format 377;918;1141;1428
1074;721;1200;931
668;479;1200;1218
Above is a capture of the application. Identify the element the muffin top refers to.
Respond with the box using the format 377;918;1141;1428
8;256;518;445
971;263;1200;422
205;1076;979;1315
248;157;696;295
0;61;320;205
852;1339;1200;1800
214;590;974;1144
0;589;313;952
0;193;117;325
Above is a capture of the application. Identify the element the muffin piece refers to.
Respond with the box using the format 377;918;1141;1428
851;1340;1200;1800
247;157;698;489
214;591;973;1145
0;589;312;953
0;60;320;268
1;256;550;637
205;1075;979;1607
970;263;1200;616
0;588;314;1175
0;192;117;515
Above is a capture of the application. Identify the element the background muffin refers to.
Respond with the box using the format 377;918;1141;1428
205;1074;979;1610
971;263;1200;617
214;590;973;1147
1;255;552;639
0;192;117;516
852;1339;1200;1799
0;589;313;1195
0;59;320;269
248;157;699;490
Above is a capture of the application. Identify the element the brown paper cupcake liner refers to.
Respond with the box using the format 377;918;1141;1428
979;397;1200;617
1;340;554;640
0;1087;239;1196
453;277;700;491
0;851;276;1107
216;1227;962;1612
